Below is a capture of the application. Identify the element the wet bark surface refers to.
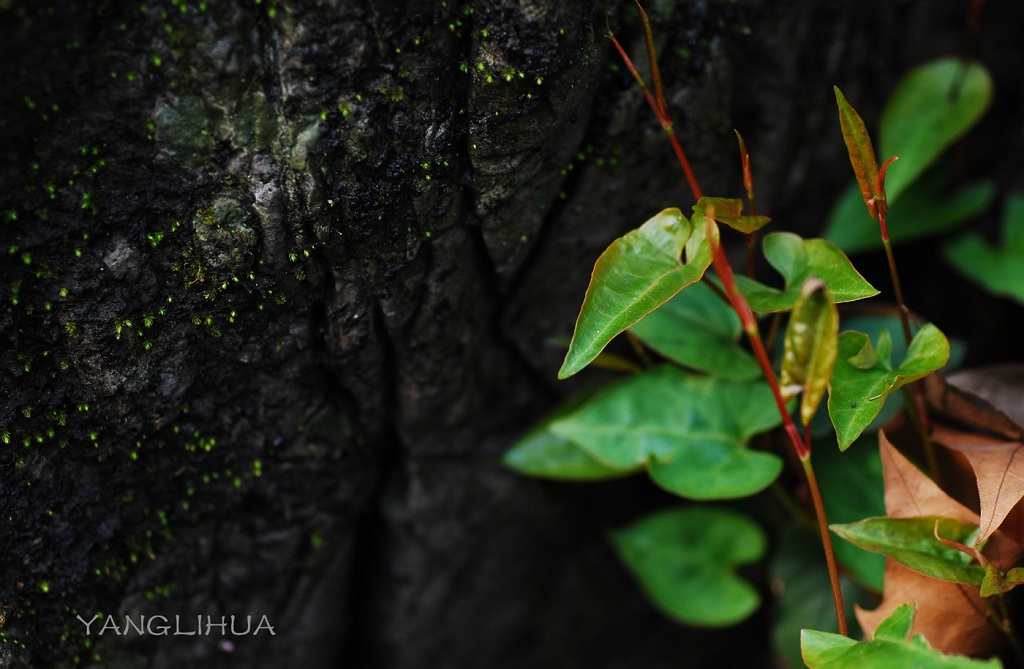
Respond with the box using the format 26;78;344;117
1;1;1022;667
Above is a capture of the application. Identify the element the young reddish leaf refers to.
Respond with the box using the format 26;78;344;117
694;196;743;219
735;130;755;201
854;434;1021;656
693;196;770;234
835;86;881;218
779;278;839;425
558;209;714;379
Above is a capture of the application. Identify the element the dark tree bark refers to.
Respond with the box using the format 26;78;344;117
2;1;1022;667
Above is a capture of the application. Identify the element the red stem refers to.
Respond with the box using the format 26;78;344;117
803;458;849;636
607;22;702;202
705;216;806;459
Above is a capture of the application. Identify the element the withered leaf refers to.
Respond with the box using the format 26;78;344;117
926;368;1024;545
854;433;1019;655
925;372;1023;442
932;423;1024;545
948;365;1024;429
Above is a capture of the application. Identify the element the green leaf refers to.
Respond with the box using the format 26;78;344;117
502;394;637;480
944;193;1024;305
828;324;950;450
824;173;995;254
550;365;783;499
880;58;993;203
559;208;714;379
693;196;770;234
815;436;886;590
830;516;985;585
835;86;881;216
611;506;766;627
980;564;1024;597
628;281;760;380
872;602;915;641
779;278;839;425
802;604;1003;669
732;232;878;313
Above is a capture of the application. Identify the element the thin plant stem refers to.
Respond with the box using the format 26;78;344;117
878;216;938;477
802;455;849;637
880;234;913;347
705;215;805;456
632;1;668;119
607;19;702;201
875;162;938;477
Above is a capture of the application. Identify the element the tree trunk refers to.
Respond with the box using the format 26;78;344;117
2;1;1021;667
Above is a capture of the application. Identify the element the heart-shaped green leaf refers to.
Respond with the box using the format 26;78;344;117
944;193;1024;306
628;281;760;380
559;208;714;379
802;604;1002;668
611;506;766;627
824;173;995;254
880;58;993;203
502;393;637;480
549;365;783;499
693;196;770;234
830;516;985;586
732;232;878;313
828;324;950;450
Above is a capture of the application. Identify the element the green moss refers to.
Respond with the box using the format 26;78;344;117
190;196;257;278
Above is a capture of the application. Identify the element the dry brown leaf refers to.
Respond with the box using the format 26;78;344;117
932;423;1024;544
926;369;1024;544
857;559;1002;656
854;432;1018;655
948;365;1024;428
925;372;1023;441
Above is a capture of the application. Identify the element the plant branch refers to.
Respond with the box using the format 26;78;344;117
621;1;846;636
873;157;937;476
608;17;702;202
704;215;805;459
704;212;847;635
802;456;849;636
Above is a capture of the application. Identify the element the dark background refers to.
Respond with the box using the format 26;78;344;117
2;1;1022;667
